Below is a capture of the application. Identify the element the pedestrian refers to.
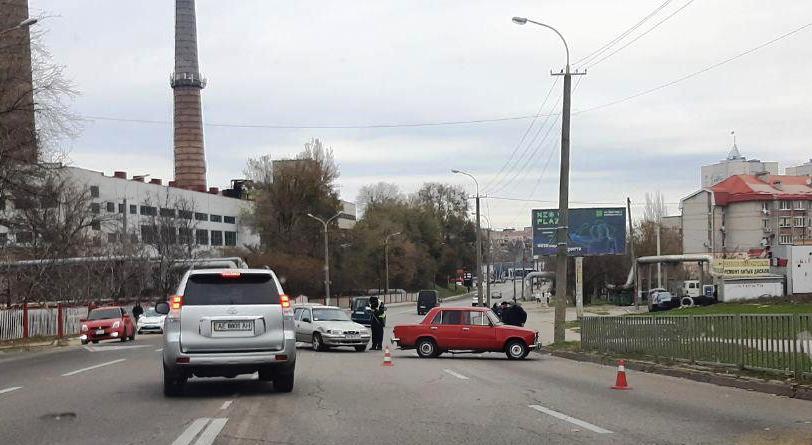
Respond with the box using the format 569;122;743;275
367;296;387;350
491;302;501;318
499;301;512;325
132;301;144;321
512;302;527;327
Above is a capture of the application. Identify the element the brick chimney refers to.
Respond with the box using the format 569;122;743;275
0;0;37;162
170;0;207;191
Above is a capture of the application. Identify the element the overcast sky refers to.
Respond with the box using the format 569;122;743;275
29;0;812;228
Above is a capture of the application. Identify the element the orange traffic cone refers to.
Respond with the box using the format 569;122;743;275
382;346;394;367
611;359;631;390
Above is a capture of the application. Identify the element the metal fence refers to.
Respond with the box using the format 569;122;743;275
582;314;812;380
0;306;89;342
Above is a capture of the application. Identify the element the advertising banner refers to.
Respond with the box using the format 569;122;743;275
532;208;626;257
712;259;771;277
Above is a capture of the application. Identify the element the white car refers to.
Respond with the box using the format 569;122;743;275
293;304;371;351
136;308;166;334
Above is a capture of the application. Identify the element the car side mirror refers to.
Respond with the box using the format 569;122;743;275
302;317;311;323
155;302;170;315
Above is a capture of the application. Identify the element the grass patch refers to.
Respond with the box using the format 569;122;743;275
437;284;468;300
564;320;581;333
640;303;812;316
547;341;581;352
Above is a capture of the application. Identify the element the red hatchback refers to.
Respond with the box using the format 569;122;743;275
392;306;541;360
80;306;136;345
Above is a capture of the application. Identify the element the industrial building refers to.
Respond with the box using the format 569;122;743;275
700;137;778;187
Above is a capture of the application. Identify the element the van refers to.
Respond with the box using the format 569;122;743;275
681;280;701;298
416;290;440;315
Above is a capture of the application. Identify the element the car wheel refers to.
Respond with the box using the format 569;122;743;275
137;329;142;335
354;345;367;352
416;338;437;358
162;364;185;397
312;333;326;352
273;372;294;393
505;340;528;360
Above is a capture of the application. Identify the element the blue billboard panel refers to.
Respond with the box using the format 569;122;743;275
532;207;626;256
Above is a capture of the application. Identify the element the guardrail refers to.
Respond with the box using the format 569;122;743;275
582;314;812;380
0;305;89;342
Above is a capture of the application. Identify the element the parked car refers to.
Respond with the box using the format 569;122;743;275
392;306;541;360
80;306;136;345
350;296;372;325
155;268;297;396
293;304;370;351
136;307;166;334
417;290;440;315
649;290;678;312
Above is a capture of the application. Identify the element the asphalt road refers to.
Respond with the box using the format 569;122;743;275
1;285;810;445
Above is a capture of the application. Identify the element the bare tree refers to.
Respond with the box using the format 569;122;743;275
643;191;668;223
357;182;403;215
243;154;273;191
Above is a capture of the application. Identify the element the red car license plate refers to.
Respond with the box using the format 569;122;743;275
95;329;104;335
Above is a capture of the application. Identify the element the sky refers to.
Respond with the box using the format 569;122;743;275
28;0;812;228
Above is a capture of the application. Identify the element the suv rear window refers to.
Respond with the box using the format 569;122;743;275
183;273;280;305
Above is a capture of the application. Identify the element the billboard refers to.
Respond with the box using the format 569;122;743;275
712;259;771;277
532;207;626;256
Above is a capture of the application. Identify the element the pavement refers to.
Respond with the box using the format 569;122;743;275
1;281;810;444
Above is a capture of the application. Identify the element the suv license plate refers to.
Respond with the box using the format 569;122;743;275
213;320;254;331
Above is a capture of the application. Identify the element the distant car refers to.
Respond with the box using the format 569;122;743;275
80;306;136;345
136;307;166;334
350;296;372;325
392;306;541;360
649;291;677;312
417;290;440;315
155;268;297;396
294;304;370;352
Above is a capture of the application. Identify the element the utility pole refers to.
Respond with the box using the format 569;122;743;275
656;222;662;288
307;212;341;306
384;232;401;299
627;197;638;310
452;169;483;306
485;228;491;307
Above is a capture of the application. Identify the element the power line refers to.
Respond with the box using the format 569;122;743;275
583;0;696;69
487;195;682;206
573;0;673;67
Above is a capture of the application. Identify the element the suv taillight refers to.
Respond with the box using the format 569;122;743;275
170;295;183;310
280;294;290;308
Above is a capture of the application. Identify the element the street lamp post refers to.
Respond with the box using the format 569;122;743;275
0;17;38;37
452;169;483;307
307;212;342;306
512;16;584;343
384;232;401;298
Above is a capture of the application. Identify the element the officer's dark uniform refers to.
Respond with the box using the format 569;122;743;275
368;297;387;350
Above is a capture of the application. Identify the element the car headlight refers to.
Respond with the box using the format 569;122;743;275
326;329;343;335
112;321;120;329
81;324;88;332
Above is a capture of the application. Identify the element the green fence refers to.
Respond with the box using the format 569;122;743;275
581;314;812;380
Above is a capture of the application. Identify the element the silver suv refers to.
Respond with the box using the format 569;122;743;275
155;268;296;396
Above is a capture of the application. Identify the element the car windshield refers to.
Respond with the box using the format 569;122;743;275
486;310;503;326
142;308;159;317
184;273;280;305
313;308;349;322
87;308;120;320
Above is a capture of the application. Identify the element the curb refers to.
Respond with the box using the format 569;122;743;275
549;350;812;402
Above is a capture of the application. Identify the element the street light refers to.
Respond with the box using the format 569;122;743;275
451;169;483;307
0;17;38;37
307;212;342;306
512;16;582;343
384;232;401;298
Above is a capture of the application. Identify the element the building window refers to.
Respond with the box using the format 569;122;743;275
91;221;101;231
16;232;33;244
761;202;770;213
211;230;223;246
794;217;806;227
179;228;193;245
90;186;99;198
224;216;236;224
178;210;193;220
140;205;157;216
795;201;807;210
0;233;7;245
90;203;100;214
160;208;175;218
210;214;222;223
780;201;791;210
194;212;208;221
106;202;115;213
779;217;791;228
779;234;792;245
130;204;137;214
225;231;237;246
762;219;770;229
160;226;177;244
195;229;209;245
107;233;118;243
118;203;125;213
141;226;157;244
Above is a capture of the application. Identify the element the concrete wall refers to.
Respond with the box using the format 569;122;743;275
681;191;712;254
721;201;764;253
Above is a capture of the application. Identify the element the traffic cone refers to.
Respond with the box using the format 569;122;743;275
382;346;394;367
611;359;631;390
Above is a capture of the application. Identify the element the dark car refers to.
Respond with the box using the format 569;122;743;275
417;290;440;315
350;296;372;325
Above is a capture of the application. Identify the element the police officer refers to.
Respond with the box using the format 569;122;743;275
368;296;387;350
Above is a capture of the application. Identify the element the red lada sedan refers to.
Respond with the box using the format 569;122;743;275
392;306;541;360
80;306;136;345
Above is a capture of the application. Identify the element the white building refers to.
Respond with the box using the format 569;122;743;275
338;201;357;229
786;159;812;177
700;140;778;187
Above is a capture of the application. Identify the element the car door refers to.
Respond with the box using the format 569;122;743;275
293;308;304;342
459;310;498;350
429;310;464;349
299;308;314;342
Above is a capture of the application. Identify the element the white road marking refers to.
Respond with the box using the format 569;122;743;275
195;418;228;445
443;369;470;380
171;418;210;445
0;386;22;395
219;400;232;410
61;358;127;376
83;345;148;352
529;405;613;434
